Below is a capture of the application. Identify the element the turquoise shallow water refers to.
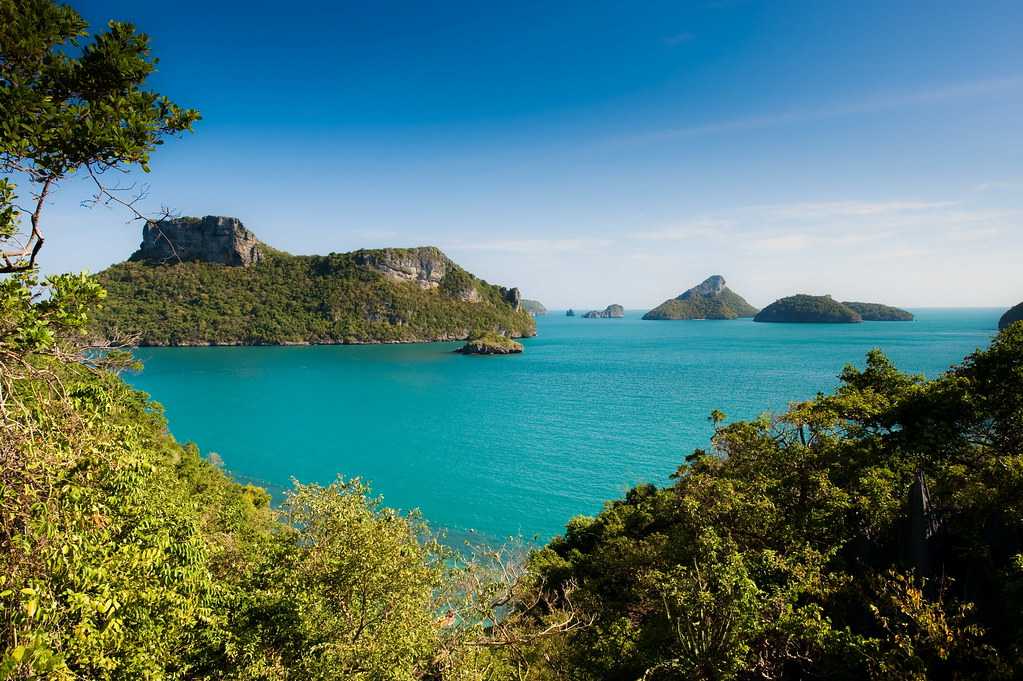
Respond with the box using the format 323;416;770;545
126;309;1000;541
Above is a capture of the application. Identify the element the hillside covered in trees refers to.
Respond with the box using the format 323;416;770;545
92;230;535;346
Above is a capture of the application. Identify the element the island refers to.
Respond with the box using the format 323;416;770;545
566;309;576;317
455;332;524;355
1000;302;1023;330
583;304;625;319
754;294;862;323
521;299;547;316
842;301;914;321
91;216;536;346
642;275;758;320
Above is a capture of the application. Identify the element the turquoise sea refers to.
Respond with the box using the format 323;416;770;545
127;309;1001;542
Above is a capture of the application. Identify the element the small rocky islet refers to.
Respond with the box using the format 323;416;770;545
583;304;624;318
455;332;524;355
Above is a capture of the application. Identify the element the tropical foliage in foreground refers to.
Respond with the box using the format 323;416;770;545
5;267;1023;679
532;322;1023;679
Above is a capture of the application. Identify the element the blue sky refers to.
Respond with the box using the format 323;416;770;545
39;0;1023;307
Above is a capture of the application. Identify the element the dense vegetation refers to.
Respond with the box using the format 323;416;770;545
91;249;535;345
1000;301;1023;330
754;294;863;323
529;321;1023;679
843;301;915;321
7;270;1023;679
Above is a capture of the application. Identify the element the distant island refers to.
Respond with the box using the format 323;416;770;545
91;216;535;345
566;309;576;317
643;275;758;320
754;294;915;323
521;299;547;316
583;304;624;318
1000;302;1023;330
754;294;861;323
842;301;914;321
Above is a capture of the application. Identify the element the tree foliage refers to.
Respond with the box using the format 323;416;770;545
0;0;199;272
527;331;1023;679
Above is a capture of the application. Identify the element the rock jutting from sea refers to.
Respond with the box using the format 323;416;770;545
455;333;524;355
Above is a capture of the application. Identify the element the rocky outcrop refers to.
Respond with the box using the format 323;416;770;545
522;299;547;316
130;216;262;266
455;333;524;355
583;304;625;319
566;309;576;317
500;286;522;311
754;294;862;323
1000;302;1023;330
842;301;914;321
353;247;452;290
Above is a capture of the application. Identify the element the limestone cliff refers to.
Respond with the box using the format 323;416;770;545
131;216;263;266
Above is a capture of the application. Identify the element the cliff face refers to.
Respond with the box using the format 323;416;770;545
96;218;534;345
643;275;758;320
131;216;263;266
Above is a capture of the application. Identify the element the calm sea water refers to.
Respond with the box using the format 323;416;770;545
126;309;1000;541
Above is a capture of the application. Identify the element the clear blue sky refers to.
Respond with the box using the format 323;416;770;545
42;0;1023;308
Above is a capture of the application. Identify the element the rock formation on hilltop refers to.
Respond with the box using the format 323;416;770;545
643;275;758;320
131;215;263;266
583;304;625;319
94;217;535;346
999;302;1023;330
842;301;914;321
754;294;862;323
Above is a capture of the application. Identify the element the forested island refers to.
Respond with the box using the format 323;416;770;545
521;299;547;316
643;275;758;320
754;294;911;323
91;217;535;346
1000;301;1023;330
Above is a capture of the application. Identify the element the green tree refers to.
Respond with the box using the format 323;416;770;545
0;0;199;273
